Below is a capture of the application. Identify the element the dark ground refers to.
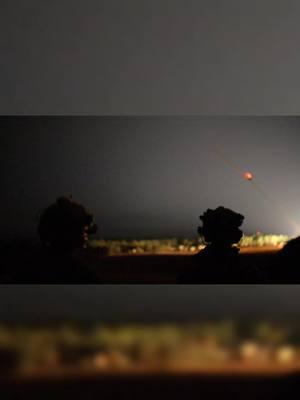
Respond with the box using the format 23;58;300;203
1;370;299;400
0;244;276;283
91;252;274;283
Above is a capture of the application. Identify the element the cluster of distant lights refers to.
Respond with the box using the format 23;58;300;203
90;234;290;256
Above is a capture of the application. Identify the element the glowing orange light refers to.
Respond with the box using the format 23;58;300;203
243;172;253;181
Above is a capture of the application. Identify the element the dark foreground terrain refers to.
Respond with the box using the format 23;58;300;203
0;248;276;283
1;369;299;400
87;251;275;283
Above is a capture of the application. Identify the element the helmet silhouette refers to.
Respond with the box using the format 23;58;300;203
38;196;97;251
198;206;244;247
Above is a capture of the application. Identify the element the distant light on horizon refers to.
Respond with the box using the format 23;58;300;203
290;221;300;238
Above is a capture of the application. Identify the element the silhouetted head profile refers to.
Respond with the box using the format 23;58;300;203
279;236;300;258
198;206;244;248
177;207;258;284
38;196;97;251
270;236;300;283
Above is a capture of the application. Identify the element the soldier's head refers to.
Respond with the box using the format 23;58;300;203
198;206;244;247
38;196;97;251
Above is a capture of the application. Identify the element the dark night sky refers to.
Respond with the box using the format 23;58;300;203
2;116;300;240
2;1;300;114
0;285;299;323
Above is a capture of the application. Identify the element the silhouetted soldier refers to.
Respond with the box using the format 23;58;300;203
17;196;99;283
178;206;259;283
269;236;300;283
38;196;97;251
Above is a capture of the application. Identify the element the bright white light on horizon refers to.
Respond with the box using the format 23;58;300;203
290;222;300;238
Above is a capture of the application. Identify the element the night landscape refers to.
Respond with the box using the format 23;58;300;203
2;116;300;283
3;2;300;399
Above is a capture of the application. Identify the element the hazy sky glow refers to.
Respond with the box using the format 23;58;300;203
2;116;300;239
2;1;300;114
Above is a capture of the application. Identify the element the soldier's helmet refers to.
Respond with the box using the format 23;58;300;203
198;206;244;247
38;196;97;250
